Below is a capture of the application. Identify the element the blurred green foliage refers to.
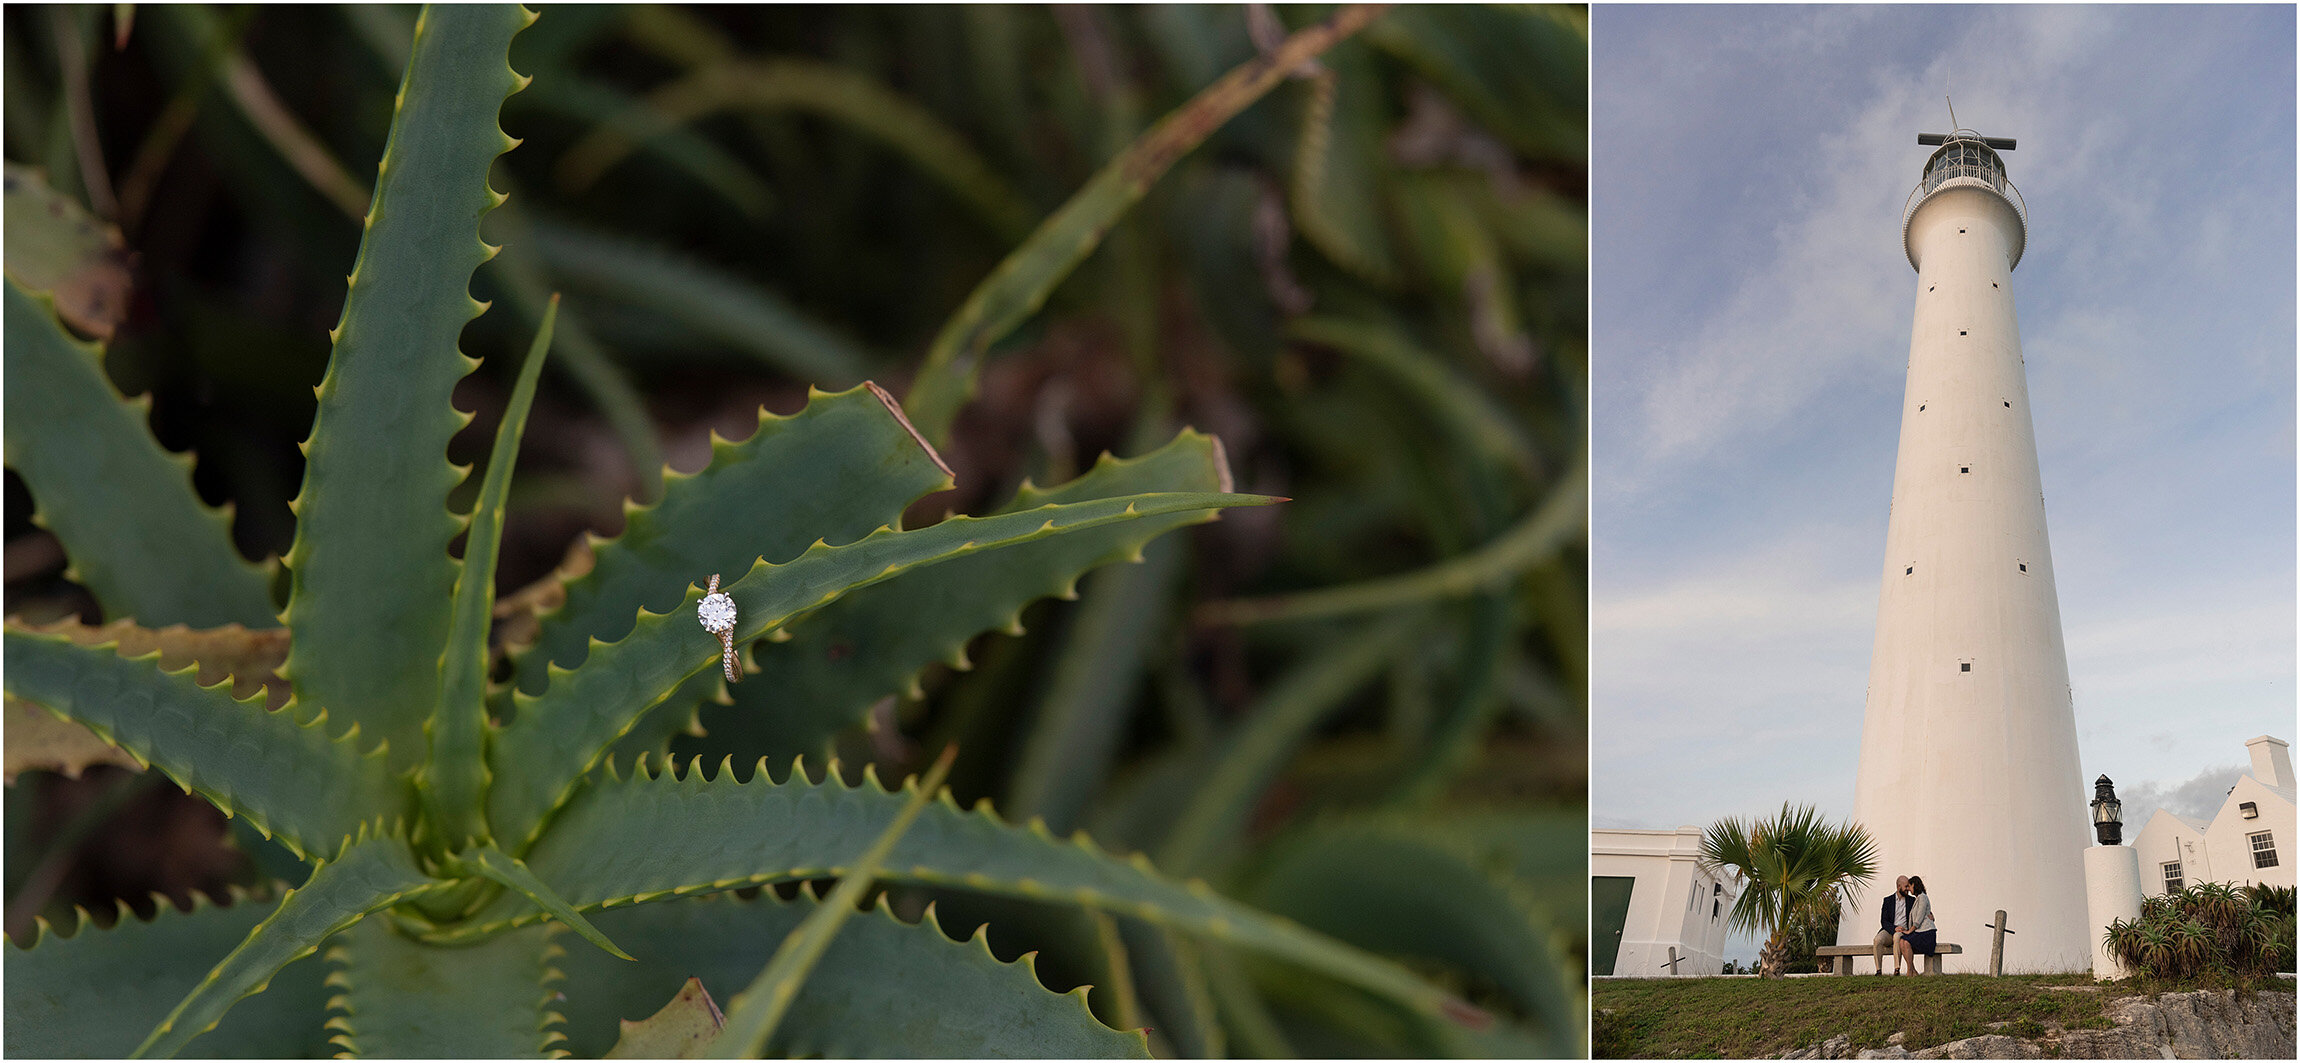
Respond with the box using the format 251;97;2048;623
4;3;1587;1056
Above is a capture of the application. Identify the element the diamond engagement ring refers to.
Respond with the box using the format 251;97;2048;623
697;573;740;683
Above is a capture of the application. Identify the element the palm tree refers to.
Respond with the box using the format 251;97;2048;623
1698;804;1879;979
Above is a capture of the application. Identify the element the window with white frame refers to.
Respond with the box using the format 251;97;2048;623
2251;831;2278;869
2162;861;2183;892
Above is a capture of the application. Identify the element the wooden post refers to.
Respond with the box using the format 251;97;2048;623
1666;946;1680;976
1987;910;2012;976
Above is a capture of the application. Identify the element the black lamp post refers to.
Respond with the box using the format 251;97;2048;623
2090;775;2122;846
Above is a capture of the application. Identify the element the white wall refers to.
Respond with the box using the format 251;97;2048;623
2131;808;2207;897
1593;827;1743;977
2129;735;2294;895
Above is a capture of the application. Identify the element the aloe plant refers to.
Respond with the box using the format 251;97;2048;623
0;7;1528;1057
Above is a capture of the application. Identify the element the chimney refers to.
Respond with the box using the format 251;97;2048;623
2246;735;2294;791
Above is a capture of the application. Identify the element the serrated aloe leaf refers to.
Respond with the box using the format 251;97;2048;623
323;916;564;1059
1003;535;1185;834
1242;816;1581;1055
512;382;952;698
490;489;1274;854
3;627;397;862
520;77;773;219
132;829;440;1059
5;891;332;1058
697;429;1232;765
1199;458;1586;626
526;218;874;385
901;4;1390;442
557;57;1034;242
604;976;722;1059
279;3;533;772
424;296;556;849
1155;614;1421;874
3;282;276;629
443;759;1481;1032
2;617;292;708
1383;592;1510;807
4;696;140;779
1287;316;1540;479
458;844;633;962
1361;5;1585;164
487;189;668;503
555;893;1149;1059
1288;47;1402;287
3;162;133;338
712;747;954;1057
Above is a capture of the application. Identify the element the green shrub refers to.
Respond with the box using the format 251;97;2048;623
2104;880;2297;982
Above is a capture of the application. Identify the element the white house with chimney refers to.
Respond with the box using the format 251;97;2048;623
1591;826;1744;977
2131;735;2294;896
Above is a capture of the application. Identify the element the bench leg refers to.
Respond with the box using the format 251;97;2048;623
1926;954;1942;975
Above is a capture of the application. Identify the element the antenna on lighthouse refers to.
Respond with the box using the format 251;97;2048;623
1947;95;1959;130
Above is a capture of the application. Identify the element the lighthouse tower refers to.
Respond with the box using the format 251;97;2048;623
1839;129;2092;972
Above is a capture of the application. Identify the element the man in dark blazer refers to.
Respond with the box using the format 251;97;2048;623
1872;875;1911;974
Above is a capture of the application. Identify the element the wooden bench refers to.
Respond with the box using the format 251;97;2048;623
1814;942;1963;975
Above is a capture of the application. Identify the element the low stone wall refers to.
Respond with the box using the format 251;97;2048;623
1780;989;2296;1060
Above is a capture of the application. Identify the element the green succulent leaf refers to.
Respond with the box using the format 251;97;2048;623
441;757;1482;1032
458;844;634;962
557;57;1035;242
700;429;1234;765
525;217;876;386
322;917;565;1059
279;2;534;772
132;828;442;1059
1155;613;1422;874
1361;5;1586;164
2;281;277;629
5;890;332;1059
422;296;557;849
512;382;953;699
490;488;1275;855
1288;47;1402;286
2;626;398;862
902;4;1392;442
556;893;1150;1059
1242;815;1582;1056
712;745;955;1056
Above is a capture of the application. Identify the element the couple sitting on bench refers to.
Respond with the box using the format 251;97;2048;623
1873;874;1936;975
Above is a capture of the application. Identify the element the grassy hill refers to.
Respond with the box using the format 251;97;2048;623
1591;973;2294;1058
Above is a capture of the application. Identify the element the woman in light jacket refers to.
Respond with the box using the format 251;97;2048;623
1895;875;1937;974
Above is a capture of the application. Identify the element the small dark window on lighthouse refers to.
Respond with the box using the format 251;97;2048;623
2004;401;2012;407
1958;228;1967;233
1992;282;2000;288
1960;466;1970;474
1928;286;1935;292
1918;404;1926;411
1905;566;1914;575
1961;662;1972;672
2019;563;2028;572
1959;330;1968;336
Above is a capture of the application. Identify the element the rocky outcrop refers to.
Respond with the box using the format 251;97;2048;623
1783;989;2295;1060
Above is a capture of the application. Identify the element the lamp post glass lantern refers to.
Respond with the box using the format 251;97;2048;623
2090;775;2122;846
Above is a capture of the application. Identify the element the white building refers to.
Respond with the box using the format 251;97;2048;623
2131;736;2295;897
1592;827;1744;977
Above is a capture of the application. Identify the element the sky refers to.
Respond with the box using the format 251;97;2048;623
1588;0;2296;905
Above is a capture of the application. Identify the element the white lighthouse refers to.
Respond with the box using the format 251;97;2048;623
1839;128;2093;973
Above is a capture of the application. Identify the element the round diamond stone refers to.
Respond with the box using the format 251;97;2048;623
697;592;737;633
